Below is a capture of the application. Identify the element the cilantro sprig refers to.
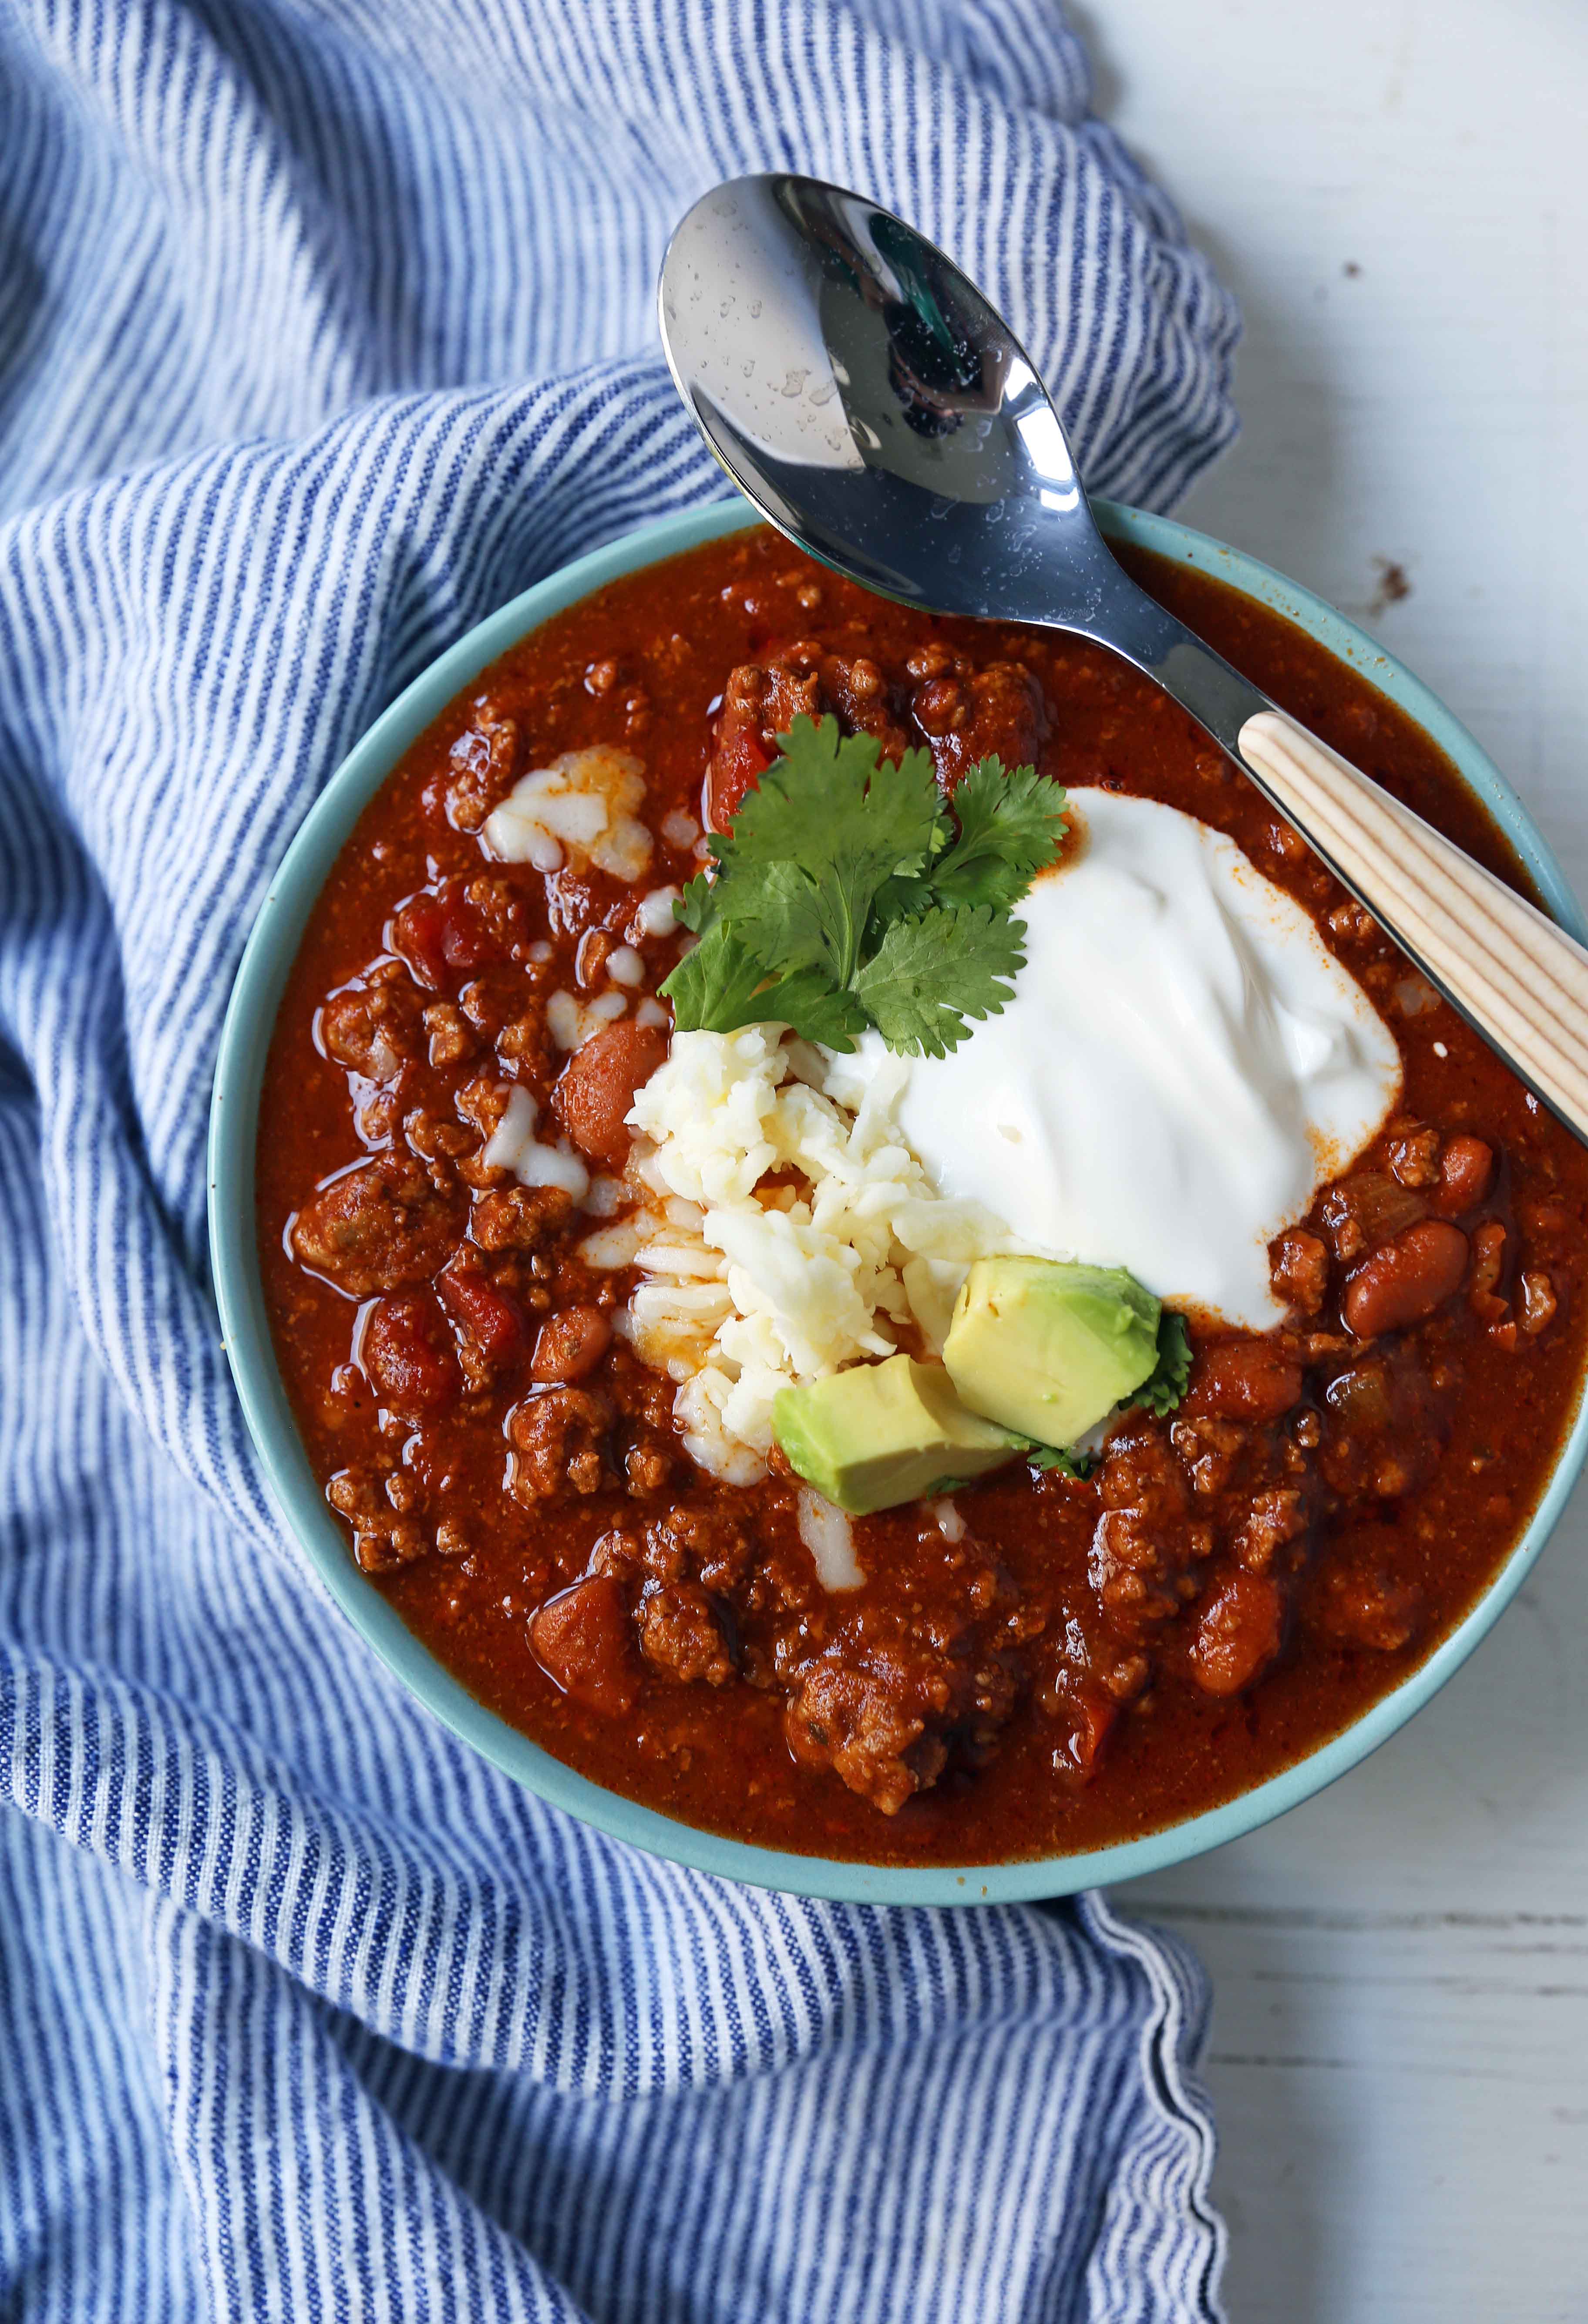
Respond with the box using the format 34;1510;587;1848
661;714;1067;1056
1133;1312;1193;1418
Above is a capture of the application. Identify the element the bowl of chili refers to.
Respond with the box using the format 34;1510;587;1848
211;496;1588;1904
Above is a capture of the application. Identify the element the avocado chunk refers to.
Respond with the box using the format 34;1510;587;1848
943;1256;1160;1448
772;1354;1022;1516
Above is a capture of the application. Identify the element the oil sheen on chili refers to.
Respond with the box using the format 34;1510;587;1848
256;527;1588;1867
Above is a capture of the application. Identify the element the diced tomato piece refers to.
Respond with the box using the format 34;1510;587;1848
361;1292;460;1415
706;727;771;828
439;1266;526;1362
390;886;496;990
530;1576;640;1716
1052;1683;1117;1787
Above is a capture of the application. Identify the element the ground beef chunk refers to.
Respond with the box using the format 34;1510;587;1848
705;645;912;825
1270;1228;1330;1317
1167;1413;1246;1500
423;1002;477;1067
1388;1123;1442;1189
291;1153;463;1297
1309;1546;1424;1653
784;1616;1018;1815
1190;1571;1284;1695
643;1503;753;1591
638;1582;735;1686
1090;1425;1212;1640
318;977;420;1082
1232;1486;1307;1573
530;1576;639;1715
623;1435;676;1498
326;1468;426;1573
436;699;520;832
507;1386;612;1502
907;657;1046;789
470;1183;574;1252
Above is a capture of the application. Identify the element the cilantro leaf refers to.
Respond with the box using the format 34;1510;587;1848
659;927;771;1033
852;905;1026;1057
673;872;719;936
723;718;942;984
1028;1444;1094;1480
1133;1311;1192;1417
659;929;867;1047
715;859;833;978
754;964;869;1049
929;760;1068;911
867;873;936;932
661;715;1059;1060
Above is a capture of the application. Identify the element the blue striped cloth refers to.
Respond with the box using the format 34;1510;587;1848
0;3;1240;2316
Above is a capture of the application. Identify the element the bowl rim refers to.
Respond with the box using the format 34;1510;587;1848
209;493;1588;1906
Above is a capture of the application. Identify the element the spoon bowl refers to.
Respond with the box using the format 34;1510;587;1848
660;174;1100;623
660;174;1588;1140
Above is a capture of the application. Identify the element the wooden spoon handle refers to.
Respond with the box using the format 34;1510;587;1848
1237;708;1588;1139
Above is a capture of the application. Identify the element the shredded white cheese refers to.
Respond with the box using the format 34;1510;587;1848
621;1025;1013;1481
547;988;628;1051
482;746;653;882
480;1085;590;1200
634;885;682;938
797;1488;864;1592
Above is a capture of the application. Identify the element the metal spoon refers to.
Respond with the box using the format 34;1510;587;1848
659;172;1588;1139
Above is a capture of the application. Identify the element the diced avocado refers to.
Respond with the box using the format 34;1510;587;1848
943;1256;1160;1448
772;1354;1022;1516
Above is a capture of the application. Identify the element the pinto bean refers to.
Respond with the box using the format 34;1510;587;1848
551;1020;670;1164
1190;1572;1284;1696
291;1152;464;1298
1186;1338;1303;1422
1432;1134;1494;1216
1342;1220;1469;1338
531;1304;612;1384
529;1576;639;1716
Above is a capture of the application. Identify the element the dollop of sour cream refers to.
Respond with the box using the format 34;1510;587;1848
835;787;1401;1330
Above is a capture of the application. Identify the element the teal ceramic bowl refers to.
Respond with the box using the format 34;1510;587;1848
210;496;1588;1905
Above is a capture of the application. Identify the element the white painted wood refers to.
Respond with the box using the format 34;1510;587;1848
1079;1;1588;2314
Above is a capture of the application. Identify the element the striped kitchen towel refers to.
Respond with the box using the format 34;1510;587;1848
0;3;1239;2318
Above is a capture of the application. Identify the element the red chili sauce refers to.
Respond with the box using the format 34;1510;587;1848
256;527;1588;1866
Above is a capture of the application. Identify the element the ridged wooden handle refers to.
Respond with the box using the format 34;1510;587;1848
1237;709;1588;1138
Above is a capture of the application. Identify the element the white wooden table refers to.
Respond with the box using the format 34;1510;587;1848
1090;3;1588;2314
